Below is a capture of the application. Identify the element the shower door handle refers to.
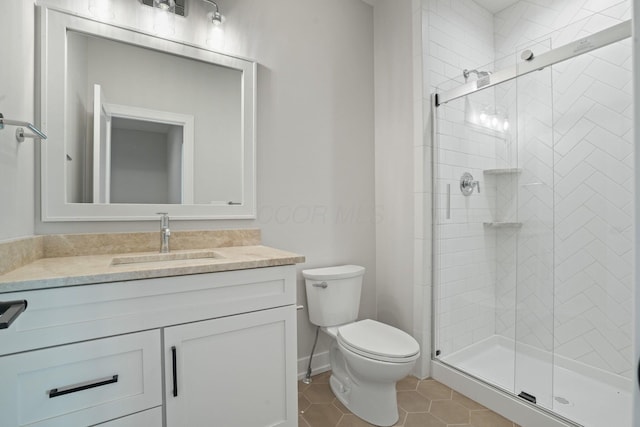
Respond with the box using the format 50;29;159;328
446;184;451;219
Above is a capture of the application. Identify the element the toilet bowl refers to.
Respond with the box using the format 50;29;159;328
303;265;420;426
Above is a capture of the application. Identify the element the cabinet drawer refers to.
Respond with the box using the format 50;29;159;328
0;265;296;355
94;407;162;426
0;330;162;427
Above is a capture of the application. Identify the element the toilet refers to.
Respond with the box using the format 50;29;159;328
303;265;420;426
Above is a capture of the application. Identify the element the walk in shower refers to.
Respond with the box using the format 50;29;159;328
430;5;633;426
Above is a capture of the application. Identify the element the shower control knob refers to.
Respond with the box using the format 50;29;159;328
460;172;480;196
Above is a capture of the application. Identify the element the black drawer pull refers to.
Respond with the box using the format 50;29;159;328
172;346;178;397
0;300;27;329
48;374;119;398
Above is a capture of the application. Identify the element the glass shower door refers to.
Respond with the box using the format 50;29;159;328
432;9;634;425
512;39;555;411
432;44;556;408
433;70;519;396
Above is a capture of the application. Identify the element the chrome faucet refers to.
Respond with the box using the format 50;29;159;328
460;172;480;196
157;212;171;253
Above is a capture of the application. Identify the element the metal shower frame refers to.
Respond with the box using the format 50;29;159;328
434;20;632;107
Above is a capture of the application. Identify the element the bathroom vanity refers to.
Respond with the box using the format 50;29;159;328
0;230;303;427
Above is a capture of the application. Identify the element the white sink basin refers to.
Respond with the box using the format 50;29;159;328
111;250;223;266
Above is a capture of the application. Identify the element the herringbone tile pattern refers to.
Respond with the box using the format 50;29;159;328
494;0;633;377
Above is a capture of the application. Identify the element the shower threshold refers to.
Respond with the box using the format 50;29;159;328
439;335;631;427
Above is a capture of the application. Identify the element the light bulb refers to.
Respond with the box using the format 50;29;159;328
154;0;173;10
479;113;487;123
491;117;498;127
503;120;509;131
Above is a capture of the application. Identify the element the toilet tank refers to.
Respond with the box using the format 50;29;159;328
302;265;365;327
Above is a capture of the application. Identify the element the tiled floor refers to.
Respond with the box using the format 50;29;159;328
298;371;521;427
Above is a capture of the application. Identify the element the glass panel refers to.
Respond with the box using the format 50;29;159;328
513;38;555;411
431;4;633;426
550;35;633;427
434;65;517;395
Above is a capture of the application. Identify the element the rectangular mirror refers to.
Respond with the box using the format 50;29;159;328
38;6;256;221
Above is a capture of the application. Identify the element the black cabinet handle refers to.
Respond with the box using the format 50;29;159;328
172;346;178;397
0;300;27;329
49;375;118;398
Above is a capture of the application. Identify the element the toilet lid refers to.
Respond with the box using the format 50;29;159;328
337;319;420;361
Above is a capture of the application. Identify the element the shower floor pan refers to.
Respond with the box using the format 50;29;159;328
441;335;631;427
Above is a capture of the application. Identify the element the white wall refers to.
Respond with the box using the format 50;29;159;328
167;125;182;204
374;0;415;345
18;0;375;369
0;1;35;242
66;31;89;203
110;128;170;204
373;0;430;378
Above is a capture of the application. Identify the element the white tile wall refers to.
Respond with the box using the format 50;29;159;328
494;0;633;377
424;0;498;356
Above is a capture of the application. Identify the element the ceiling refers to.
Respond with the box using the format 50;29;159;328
474;0;520;14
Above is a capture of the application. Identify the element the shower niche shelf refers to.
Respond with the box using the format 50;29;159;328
483;168;522;175
483;222;522;229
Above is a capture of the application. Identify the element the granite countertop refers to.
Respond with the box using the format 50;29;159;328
0;230;305;293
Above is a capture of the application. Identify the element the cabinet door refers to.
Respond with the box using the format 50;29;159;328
165;306;297;427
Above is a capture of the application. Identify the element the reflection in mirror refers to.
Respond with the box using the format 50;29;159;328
66;30;242;205
90;83;194;205
108;118;184;205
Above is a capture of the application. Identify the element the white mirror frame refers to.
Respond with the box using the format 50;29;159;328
38;6;256;221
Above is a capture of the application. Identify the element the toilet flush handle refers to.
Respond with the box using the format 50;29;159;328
312;282;328;289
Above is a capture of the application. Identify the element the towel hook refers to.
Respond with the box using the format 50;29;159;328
0;113;47;142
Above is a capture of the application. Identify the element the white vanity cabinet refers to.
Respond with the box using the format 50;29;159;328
0;265;298;427
165;306;297;426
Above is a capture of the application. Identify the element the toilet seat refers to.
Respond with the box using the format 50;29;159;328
337;319;420;363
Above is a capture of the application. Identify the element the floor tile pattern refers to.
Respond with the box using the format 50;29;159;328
298;372;521;427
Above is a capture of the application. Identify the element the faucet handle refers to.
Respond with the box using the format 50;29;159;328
460;172;481;196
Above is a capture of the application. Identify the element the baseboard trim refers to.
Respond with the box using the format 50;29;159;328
297;350;330;380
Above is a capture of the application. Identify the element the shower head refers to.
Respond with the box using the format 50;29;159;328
463;69;492;82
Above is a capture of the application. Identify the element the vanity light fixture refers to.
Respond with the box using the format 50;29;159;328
140;0;186;17
155;0;173;10
202;0;224;25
